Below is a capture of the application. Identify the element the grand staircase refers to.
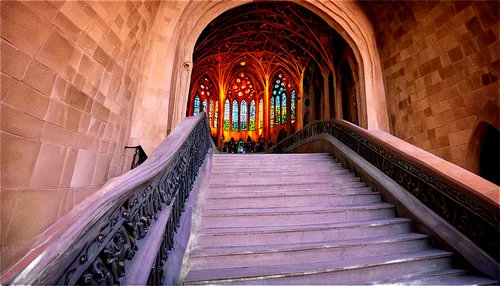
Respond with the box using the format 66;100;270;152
182;153;496;285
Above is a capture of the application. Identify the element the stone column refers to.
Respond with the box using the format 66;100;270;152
322;68;331;120
263;79;270;150
297;71;305;130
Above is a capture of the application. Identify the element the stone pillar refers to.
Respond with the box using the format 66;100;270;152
217;98;224;149
297;71;305;130
263;79;270;150
322;68;331;120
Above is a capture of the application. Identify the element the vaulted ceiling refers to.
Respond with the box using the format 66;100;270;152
192;1;348;88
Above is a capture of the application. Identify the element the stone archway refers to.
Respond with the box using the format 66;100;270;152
465;100;500;184
163;0;389;134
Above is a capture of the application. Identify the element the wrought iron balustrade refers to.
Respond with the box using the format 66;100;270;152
8;114;212;285
268;119;499;262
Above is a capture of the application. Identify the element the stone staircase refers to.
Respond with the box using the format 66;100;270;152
182;153;496;285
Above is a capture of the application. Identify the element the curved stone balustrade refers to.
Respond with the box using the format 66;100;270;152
4;114;211;285
268;119;499;266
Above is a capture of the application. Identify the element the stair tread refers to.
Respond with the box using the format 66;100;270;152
209;173;353;182
210;169;347;176
206;187;374;198
191;233;429;257
374;269;498;285
202;202;394;216
208;178;361;188
209;182;364;189
184;249;452;283
198;217;411;235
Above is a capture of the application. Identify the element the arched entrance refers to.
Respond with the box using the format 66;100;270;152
467;121;500;185
186;2;365;150
479;124;499;185
465;100;500;185
162;0;389;134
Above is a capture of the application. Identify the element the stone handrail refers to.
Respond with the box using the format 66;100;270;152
268;119;499;263
4;114;212;285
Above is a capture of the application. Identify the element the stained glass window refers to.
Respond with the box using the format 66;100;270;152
270;96;275;128
272;74;287;127
249;100;256;131
228;72;255;100
282;93;287;123
259;99;263;130
193;96;200;116
193;76;217;118
232;100;239;131
224;99;229;130
209;100;214;126
291;90;296;123
240;100;247;131
275;95;281;125
202;99;207;114
214;101;219;128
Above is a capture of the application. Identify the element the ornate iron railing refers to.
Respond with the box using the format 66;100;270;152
8;114;211;285
268;120;499;262
124;145;148;169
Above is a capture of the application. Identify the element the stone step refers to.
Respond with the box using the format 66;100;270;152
211;164;343;173
213;156;335;162
184;250;453;285
201;203;396;227
211;161;339;169
190;233;430;270
209;171;354;185
210;167;345;177
204;190;381;209
196;218;412;247
212;153;332;158
207;183;371;194
209;175;360;192
373;269;498;285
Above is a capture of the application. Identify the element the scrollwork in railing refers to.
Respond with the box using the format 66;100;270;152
74;117;209;285
269;120;499;262
9;115;211;286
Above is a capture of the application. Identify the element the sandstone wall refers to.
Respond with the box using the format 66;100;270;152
369;0;499;167
129;1;189;154
1;0;159;273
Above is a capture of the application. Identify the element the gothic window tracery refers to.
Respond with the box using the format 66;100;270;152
259;99;263;130
224;99;230;130
228;72;255;100
249;100;256;131
271;96;275;128
291;90;296;123
241;100;248;131
209;100;214;126
202;99;207;114
192;77;217;117
232;100;239;131
272;74;289;128
193;96;200;116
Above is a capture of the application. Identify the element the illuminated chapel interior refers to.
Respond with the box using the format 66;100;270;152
187;2;360;150
0;0;499;284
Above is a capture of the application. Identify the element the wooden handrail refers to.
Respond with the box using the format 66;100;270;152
269;119;499;261
3;114;212;285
